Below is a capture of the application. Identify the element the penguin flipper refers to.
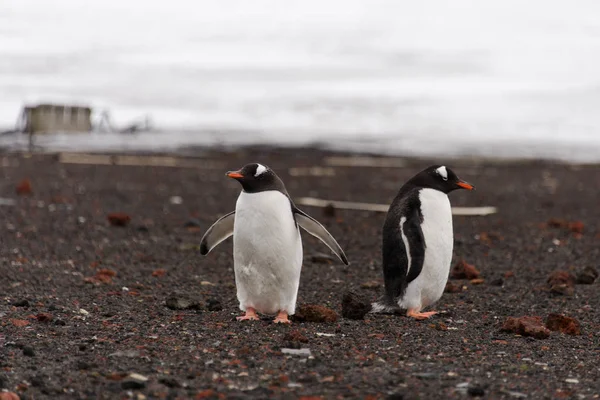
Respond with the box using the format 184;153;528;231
400;207;426;283
293;209;349;265
200;211;235;255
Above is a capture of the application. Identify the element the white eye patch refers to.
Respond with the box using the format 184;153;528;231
435;166;448;180
254;164;267;177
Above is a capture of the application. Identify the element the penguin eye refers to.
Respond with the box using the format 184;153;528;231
442;176;448;181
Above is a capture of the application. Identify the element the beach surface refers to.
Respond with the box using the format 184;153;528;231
1;147;599;399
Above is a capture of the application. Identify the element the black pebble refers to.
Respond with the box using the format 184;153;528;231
12;299;30;307
30;375;45;387
121;379;146;390
490;278;504;287
468;386;485;397
158;376;181;388
23;346;35;357
341;291;372;320
206;298;223;312
183;218;202;228
386;394;404;400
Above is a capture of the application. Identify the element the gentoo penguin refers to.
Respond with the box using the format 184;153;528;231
372;165;474;320
200;163;348;324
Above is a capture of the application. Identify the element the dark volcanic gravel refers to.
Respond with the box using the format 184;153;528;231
1;148;599;399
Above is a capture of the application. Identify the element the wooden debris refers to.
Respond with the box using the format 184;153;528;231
323;156;406;168
58;153;224;169
295;197;497;216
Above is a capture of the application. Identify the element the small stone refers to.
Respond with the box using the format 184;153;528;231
121;373;148;390
206;298;223;312
451;260;480;280
183;218;202;228
576;266;598;285
281;348;312;357
444;282;462;293
293;304;338;323
568;221;584;234
16;179;33;196
11;299;29;307
565;378;579;384
413;372;438;380
341;291;372;320
360;280;381;289
322;203;336;218
107;213;131;227
23;346;35;357
547;270;576;295
169;196;183;205
79;308;90;316
501;316;550;339
385;394;404;400
309;253;337;264
545;313;581;335
165;294;201;311
489;278;504;287
30;376;45;387
469;278;485;285
468;385;485;397
35;313;53;323
283;329;309;344
158;376;181;388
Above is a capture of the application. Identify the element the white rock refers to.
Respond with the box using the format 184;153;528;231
281;348;312;357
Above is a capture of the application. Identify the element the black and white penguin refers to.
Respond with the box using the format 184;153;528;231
200;163;348;324
372;165;474;320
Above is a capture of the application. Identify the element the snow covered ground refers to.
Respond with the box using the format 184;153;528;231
1;0;600;161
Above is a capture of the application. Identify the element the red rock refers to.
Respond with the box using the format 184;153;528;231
107;213;131;227
0;392;20;400
568;221;584;234
293;304;338;323
547;270;576;295
444;282;462;293
504;271;515;278
545;313;581;335
36;313;53;323
84;269;117;284
10;319;29;327
152;269;167;277
547;218;568;228
283;329;309;343
501;316;551;339
450;260;480;280
470;278;485;285
16;179;32;195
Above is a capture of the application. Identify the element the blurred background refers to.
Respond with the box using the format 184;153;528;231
1;0;600;161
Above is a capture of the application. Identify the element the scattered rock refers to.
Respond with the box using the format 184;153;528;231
206;298;223;312
10;319;29;327
23;346;35;357
385;394;404;400
501;316;551;339
322;203;336;218
309;253;337;264
16;179;32;196
151;269;166;277
121;373;148;390
107;213;131;227
169;196;183;205
489;278;504;287
444;282;462;293
283;330;309;344
183;218;202;228
504;271;515;278
547;218;568;228
547;270;576;295
576;266;598;285
469;278;485;285
84;269;117;285
545;313;581;335
281;348;312;357
11;299;30;307
567;221;584;234
341;291;371;320
35;313;53;323
158;376;181;388
413;372;438;380
360;280;381;289
467;385;485;397
450;260;480;280
293;304;338;323
30;375;45;387
165;294;201;311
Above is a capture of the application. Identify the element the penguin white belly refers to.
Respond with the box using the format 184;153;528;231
233;191;303;315
400;188;453;311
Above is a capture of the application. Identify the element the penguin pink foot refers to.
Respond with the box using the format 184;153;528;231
237;307;259;321
273;311;291;324
407;309;438;320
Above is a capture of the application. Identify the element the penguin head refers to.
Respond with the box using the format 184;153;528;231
226;163;286;193
412;165;475;194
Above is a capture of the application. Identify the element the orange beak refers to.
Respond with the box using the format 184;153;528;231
457;180;475;190
226;170;244;179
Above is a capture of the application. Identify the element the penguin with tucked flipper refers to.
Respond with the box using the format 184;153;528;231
200;163;348;324
371;165;474;320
